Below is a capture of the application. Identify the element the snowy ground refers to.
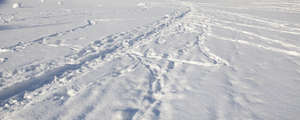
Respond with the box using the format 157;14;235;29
0;0;300;120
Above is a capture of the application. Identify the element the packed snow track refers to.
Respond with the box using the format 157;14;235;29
0;0;300;120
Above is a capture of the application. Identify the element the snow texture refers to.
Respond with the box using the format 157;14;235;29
0;0;300;120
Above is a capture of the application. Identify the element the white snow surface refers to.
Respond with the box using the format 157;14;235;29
0;0;300;120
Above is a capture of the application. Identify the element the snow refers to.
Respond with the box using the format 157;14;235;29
0;0;300;120
12;3;21;9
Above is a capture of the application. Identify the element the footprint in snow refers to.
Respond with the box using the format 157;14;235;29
12;3;22;8
113;108;139;120
137;2;148;9
0;57;8;64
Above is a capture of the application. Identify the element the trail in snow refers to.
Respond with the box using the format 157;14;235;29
209;34;300;57
0;2;226;119
0;20;95;53
0;0;300;120
0;7;193;119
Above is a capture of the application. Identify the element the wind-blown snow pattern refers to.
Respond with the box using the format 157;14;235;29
0;0;300;120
